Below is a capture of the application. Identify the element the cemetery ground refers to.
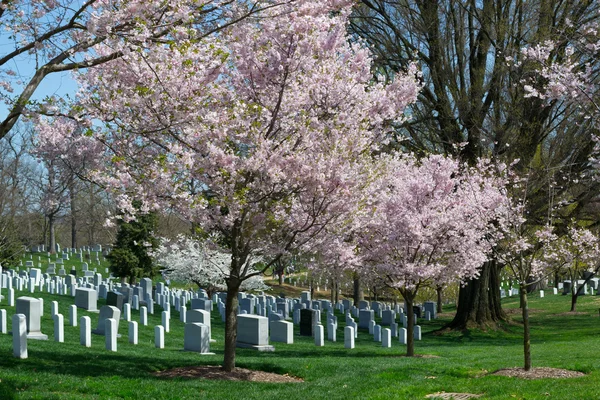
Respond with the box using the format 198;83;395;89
2;259;600;398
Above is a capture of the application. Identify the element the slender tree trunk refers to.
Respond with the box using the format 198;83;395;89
334;281;339;304
570;288;578;312
520;283;532;371
330;281;335;304
353;274;363;305
447;259;506;329
223;278;241;372
436;285;443;313
403;291;415;357
278;273;283;286
69;178;77;249
48;214;56;254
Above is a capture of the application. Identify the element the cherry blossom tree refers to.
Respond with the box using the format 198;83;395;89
154;235;269;296
0;0;312;141
544;225;600;312
493;192;555;371
358;155;506;356
36;0;420;370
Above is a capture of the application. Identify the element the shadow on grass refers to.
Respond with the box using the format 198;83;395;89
0;348;222;380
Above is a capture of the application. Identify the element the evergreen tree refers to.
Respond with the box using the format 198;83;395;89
107;204;159;285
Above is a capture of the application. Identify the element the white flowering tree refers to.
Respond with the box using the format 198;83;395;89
153;235;268;297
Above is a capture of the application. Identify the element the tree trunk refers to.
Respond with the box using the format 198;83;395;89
334;281;339;304
223;278;241;372
48;214;56;254
447;259;506;330
353;274;363;305
330;281;335;304
278;273;283;286
69;178;77;249
403;291;415;357
436;285;443;313
520;283;532;371
570;287;578;312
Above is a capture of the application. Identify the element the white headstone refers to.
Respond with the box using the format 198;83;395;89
69;305;77;327
270;320;293;344
123;303;131;322
12;314;27;358
314;324;324;346
184;322;213;354
105;318;117;351
51;301;59;317
53;313;64;342
155;325;164;348
161;311;170;333
128;321;138;345
413;325;422;340
80;316;91;347
382;328;391;348
140;306;148;326
180;305;187;323
399;327;407;345
344;326;354;349
0;309;6;334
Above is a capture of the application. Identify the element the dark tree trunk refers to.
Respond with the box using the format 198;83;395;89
570;286;578;312
436;285;443;313
447;260;506;329
403;290;415;357
353;274;363;305
278;273;283;286
69;178;77;249
520;284;531;371
48;214;56;254
223;278;241;372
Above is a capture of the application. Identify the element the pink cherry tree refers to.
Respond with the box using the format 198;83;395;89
358;155;506;356
543;225;600;312
36;0;420;370
0;0;314;141
493;189;555;371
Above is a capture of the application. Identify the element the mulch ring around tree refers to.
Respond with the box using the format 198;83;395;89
491;367;585;379
153;365;304;383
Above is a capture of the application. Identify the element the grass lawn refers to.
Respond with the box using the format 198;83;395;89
2;261;600;398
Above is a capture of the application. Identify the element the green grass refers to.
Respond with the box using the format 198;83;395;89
3;266;600;399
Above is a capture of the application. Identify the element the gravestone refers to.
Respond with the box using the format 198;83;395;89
382;328;391;348
12;314;27;358
106;291;124;311
92;305;121;336
236;314;273;351
105;318;117;351
314;324;324;346
563;280;572;295
140;306;148;326
155;325;164;348
187;309;213;342
15;297;48;340
75;288;98;311
270;320;293;344
190;298;212;312
344;326;355;349
184;323;214;354
381;309;396;326
129;321;138;345
399;327;407;344
423;301;437;319
359;309;374;330
300;309;316;336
